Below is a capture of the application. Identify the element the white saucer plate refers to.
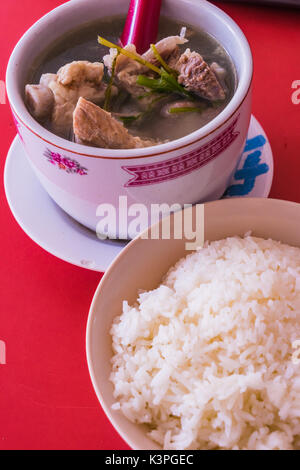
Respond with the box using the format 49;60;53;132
4;115;274;273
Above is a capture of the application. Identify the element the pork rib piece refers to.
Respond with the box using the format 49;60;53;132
143;35;188;67
173;49;226;101
25;84;54;121
57;61;104;86
26;61;115;137
103;44;150;99
48;61;111;136
103;36;187;100
73;97;155;149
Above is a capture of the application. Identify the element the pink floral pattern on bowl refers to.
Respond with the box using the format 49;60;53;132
44;149;88;175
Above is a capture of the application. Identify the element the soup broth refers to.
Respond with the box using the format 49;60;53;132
26;15;237;147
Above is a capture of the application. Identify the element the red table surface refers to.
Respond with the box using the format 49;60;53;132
0;0;299;451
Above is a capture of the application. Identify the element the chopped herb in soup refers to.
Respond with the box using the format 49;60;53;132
25;16;237;149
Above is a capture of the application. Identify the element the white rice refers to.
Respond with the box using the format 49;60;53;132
110;236;300;450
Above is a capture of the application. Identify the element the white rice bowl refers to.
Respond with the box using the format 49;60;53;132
110;236;300;450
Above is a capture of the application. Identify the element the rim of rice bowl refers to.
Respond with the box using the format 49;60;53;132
86;198;300;450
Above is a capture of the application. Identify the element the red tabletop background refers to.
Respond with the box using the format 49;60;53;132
0;0;299;450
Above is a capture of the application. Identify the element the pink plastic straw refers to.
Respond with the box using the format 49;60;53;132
120;0;163;54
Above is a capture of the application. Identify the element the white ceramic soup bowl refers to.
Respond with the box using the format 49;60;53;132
6;0;252;238
86;198;300;450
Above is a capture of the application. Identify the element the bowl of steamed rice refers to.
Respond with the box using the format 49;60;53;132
86;198;300;450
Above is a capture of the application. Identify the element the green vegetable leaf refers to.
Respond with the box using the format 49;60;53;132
150;44;177;77
137;69;194;99
98;36;161;75
117;95;168;126
118;114;142;124
104;51;119;111
168;106;205;114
